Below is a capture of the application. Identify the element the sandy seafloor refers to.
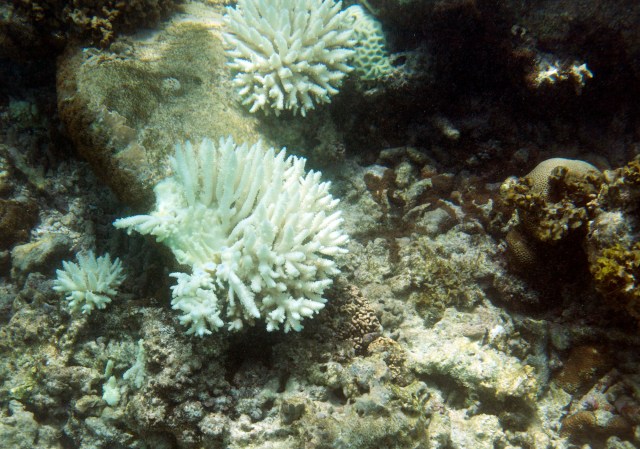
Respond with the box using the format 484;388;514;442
1;0;640;448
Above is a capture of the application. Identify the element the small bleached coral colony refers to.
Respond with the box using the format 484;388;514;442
222;0;356;116
53;251;125;314
114;137;348;336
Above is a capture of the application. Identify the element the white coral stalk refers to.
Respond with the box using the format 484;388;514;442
53;251;125;314
114;137;348;335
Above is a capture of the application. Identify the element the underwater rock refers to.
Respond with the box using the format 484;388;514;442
0;198;38;250
396;228;533;324
355;0;476;30
404;307;538;403
511;0;640;79
10;234;72;281
0;400;62;449
449;410;503;449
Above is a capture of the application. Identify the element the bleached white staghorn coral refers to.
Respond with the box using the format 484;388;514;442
222;0;355;116
53;251;125;314
114;137;348;336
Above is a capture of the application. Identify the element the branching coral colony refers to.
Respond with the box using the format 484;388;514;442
114;137;348;336
222;0;356;116
54;251;125;314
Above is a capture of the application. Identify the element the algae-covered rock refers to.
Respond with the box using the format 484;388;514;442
449;410;503;449
2;0;181;59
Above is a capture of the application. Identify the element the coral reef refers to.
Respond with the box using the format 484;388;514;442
3;0;640;447
501;156;640;324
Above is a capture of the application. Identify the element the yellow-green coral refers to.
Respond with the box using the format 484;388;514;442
620;158;640;185
591;243;640;321
598;157;640;210
345;5;394;81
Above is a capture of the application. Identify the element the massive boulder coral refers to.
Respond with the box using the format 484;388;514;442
115;136;348;335
499;157;603;273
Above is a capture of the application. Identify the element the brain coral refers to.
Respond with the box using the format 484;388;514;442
222;0;356;116
525;158;600;199
114;137;348;336
345;5;393;81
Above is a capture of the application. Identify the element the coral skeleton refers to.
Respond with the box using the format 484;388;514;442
222;0;355;116
53;251;125;314
114;137;348;336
